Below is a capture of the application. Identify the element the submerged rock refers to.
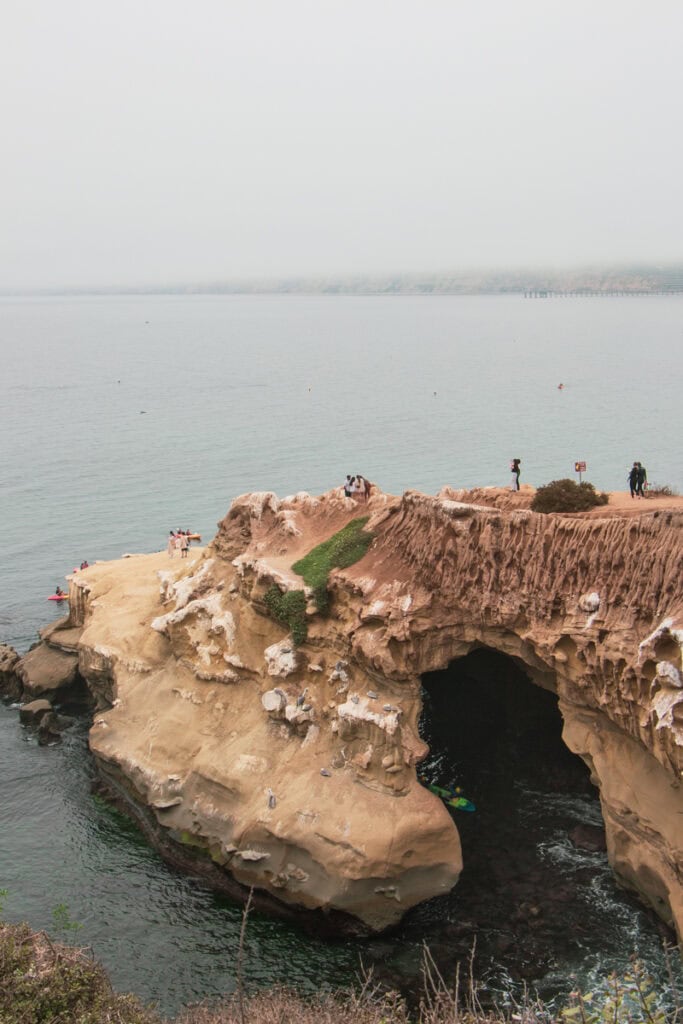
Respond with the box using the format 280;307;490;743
16;645;79;701
570;824;607;853
19;698;52;725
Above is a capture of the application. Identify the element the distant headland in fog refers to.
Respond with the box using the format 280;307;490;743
3;263;683;298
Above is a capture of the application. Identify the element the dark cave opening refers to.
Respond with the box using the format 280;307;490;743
405;647;611;986
419;647;594;806
363;649;676;1006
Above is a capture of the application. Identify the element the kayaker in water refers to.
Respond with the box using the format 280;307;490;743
55;586;64;597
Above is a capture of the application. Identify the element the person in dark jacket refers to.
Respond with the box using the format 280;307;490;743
628;462;639;498
636;462;647;497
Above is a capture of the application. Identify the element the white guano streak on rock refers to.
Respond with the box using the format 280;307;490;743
151;593;234;644
656;661;683;688
651;688;683;740
264;641;298;677
579;591;601;614
276;509;302;536
638;617;675;654
337;699;400;736
172;559;214;609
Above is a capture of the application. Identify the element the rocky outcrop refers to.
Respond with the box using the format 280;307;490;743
31;487;683;938
5;616;90;714
0;644;21;701
19;699;52;725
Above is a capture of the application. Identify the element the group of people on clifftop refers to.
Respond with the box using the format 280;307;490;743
628;462;648;498
167;529;194;558
341;474;372;501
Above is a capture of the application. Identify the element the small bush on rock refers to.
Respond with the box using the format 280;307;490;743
646;483;678;498
0;922;160;1024
531;479;609;514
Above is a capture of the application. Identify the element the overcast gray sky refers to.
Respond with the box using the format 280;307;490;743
1;1;682;289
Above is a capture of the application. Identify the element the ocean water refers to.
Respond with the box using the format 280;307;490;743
3;292;682;649
1;294;682;1013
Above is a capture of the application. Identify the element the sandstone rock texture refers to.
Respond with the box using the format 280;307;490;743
0;644;21;701
42;487;683;937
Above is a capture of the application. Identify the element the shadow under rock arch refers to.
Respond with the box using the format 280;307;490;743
414;646;607;982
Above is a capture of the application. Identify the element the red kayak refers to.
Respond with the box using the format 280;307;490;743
48;594;69;601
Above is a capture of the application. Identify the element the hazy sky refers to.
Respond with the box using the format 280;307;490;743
2;1;682;289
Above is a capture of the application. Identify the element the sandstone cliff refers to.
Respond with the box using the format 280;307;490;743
18;487;683;937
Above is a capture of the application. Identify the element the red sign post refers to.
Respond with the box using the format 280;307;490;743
575;461;587;483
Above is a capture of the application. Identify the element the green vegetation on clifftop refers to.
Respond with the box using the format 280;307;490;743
293;517;374;613
531;479;609;514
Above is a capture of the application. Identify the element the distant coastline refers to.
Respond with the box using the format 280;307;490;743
2;263;682;298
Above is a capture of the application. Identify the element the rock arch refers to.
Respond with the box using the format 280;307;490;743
14;487;682;940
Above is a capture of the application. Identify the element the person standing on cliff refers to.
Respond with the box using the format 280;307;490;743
510;458;521;491
179;532;189;558
628;462;639;498
167;530;176;557
636;462;648;497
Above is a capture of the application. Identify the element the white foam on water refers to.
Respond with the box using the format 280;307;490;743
536;834;607;871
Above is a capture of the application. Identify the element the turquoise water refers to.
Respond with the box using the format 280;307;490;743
1;294;682;1013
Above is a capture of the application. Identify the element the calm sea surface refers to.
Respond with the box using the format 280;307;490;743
1;294;682;1012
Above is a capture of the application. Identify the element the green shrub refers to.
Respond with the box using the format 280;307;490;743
0;922;160;1024
561;956;676;1024
264;587;308;646
292;517;374;611
531;479;609;514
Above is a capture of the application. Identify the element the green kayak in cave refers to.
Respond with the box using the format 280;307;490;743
420;778;476;812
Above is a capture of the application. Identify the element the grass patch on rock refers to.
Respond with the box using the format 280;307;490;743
264;587;308;646
292;517;374;613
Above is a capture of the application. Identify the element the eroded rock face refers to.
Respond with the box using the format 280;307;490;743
35;487;683;937
0;644;21;701
15;644;79;701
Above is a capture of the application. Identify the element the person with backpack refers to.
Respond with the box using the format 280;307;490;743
510;458;521;491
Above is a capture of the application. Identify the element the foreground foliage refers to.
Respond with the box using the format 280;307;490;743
0;922;160;1024
531;479;609;514
292;516;374;612
2;920;681;1024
